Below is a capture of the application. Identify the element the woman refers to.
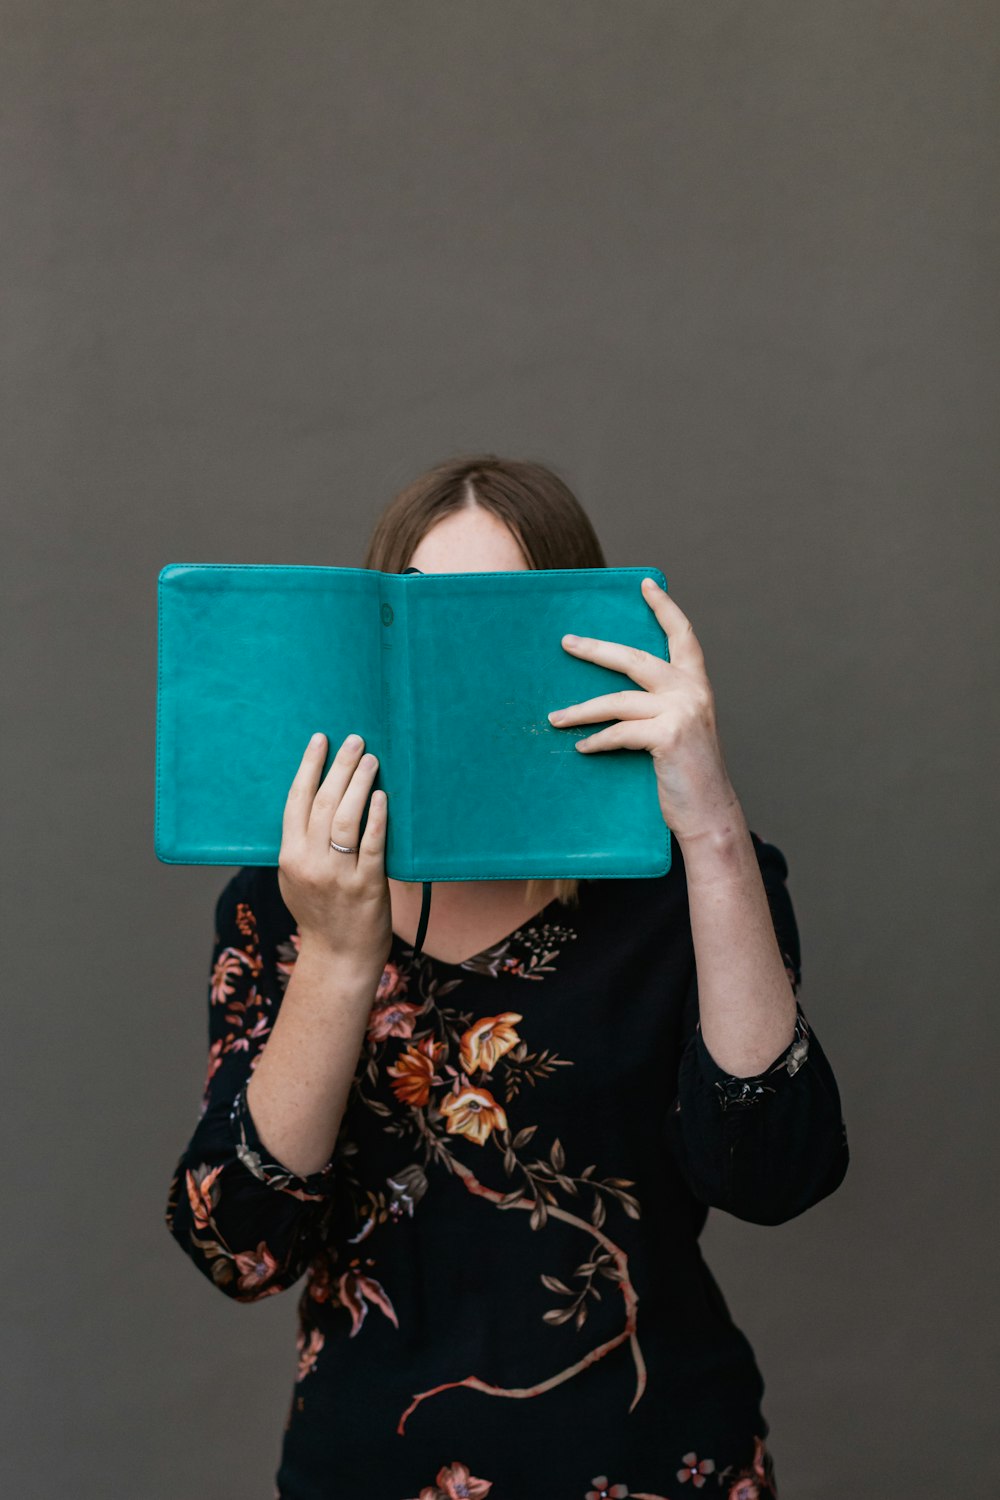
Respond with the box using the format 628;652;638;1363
165;454;849;1499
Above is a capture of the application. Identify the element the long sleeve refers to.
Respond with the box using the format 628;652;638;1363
664;833;850;1226
164;869;340;1301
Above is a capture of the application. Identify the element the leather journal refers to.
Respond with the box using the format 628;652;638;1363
154;563;672;884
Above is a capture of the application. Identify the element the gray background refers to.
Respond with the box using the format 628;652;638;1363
3;3;997;1496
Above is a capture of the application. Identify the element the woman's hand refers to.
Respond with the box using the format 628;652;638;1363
546;577;741;843
277;732;393;979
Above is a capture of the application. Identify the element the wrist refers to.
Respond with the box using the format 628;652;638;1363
295;934;387;992
675;800;754;883
672;785;745;847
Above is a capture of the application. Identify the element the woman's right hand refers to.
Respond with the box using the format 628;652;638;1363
277;732;392;980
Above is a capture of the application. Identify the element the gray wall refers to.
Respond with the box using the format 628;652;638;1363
4;3;997;1496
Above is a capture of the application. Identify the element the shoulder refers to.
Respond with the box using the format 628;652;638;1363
215;864;291;935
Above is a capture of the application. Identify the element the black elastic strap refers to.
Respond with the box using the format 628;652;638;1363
413;879;432;959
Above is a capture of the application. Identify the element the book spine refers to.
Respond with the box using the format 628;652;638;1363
378;574;414;875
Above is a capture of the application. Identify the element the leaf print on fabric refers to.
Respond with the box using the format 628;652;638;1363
540;1238;627;1332
211;898;262;984
296;1325;324;1382
496;1133;640;1238
394;1071;648;1431
346;1163;432;1244
335;1254;399;1337
499;1039;574;1103
180;1160;285;1301
399;913;579;981
300;1246;399;1340
199;900;270;1114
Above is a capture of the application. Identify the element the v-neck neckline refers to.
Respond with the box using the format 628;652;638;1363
390;891;566;971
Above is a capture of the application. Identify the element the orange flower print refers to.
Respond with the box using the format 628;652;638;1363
296;1325;324;1382
201;1036;225;1099
586;1480;629;1499
210;949;251;1006
439;1084;508;1146
368;997;423;1043
677;1452;716;1487
233;1240;283;1297
416;1460;493;1499
388;1036;446;1106
375;960;410;1004
459;1012;524;1074
184;1163;223;1229
336;1256;399;1337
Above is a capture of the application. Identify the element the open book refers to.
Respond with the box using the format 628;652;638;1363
155;563;672;879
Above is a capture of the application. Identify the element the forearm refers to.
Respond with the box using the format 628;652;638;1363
678;798;798;1078
245;942;379;1177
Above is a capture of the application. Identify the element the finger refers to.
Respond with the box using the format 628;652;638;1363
357;788;388;864
639;577;707;677
305;734;370;852
548;689;659;727
573;720;652;754
322;750;381;858
560;633;672;692
282;732;330;847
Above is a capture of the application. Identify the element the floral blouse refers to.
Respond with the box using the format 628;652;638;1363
165;831;849;1500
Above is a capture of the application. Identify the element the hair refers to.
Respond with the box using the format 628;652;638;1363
362;453;610;911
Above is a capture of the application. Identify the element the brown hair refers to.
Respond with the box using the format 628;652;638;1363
362;452;609;910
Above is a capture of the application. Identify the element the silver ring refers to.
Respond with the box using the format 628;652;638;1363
330;839;359;853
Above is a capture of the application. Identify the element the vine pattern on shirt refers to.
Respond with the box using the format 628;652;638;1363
177;895;800;1494
284;916;662;1435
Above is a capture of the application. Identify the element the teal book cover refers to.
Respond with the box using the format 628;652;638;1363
155;563;672;879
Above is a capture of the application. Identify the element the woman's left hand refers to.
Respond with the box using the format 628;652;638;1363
547;576;741;843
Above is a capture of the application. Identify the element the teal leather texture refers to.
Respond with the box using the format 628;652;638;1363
155;563;672;879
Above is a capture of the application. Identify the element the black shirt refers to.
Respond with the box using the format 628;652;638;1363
165;831;849;1499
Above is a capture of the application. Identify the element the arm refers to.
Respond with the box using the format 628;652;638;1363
164;871;377;1300
547;581;848;1226
664;825;850;1226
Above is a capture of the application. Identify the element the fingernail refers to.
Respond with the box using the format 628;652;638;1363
310;732;325;746
344;733;362;749
564;634;579;645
